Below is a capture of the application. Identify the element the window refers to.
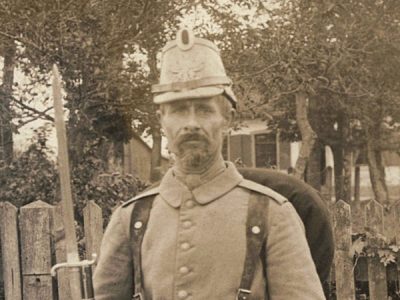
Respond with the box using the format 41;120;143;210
255;133;277;168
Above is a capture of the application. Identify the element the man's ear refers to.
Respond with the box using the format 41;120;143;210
156;109;162;122
230;108;236;123
156;109;165;133
226;108;236;127
222;108;235;136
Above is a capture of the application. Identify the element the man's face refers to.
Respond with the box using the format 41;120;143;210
158;97;229;169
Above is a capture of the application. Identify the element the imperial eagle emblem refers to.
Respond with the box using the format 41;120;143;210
169;53;205;82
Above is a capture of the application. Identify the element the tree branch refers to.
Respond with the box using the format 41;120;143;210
16;116;46;128
239;62;280;79
0;31;43;52
320;86;371;98
12;97;54;122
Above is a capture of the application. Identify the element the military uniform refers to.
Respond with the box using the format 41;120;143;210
238;168;334;284
94;162;325;299
94;28;326;300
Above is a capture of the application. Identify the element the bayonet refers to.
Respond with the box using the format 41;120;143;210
51;64;95;300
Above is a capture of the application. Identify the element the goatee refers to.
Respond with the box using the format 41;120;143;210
180;149;211;169
176;133;212;170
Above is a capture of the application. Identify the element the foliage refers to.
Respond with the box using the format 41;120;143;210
230;1;397;141
74;153;148;225
0;128;146;224
0;126;58;206
2;0;399;198
2;0;190;132
351;230;400;267
203;0;400;201
209;0;400;147
0;0;195;176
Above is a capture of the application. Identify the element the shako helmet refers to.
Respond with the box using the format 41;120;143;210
151;28;237;108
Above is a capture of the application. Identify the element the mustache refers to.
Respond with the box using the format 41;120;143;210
176;132;209;145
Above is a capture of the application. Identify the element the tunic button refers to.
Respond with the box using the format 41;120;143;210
183;221;192;228
252;226;261;234
181;242;190;250
185;200;195;208
178;290;188;298
134;221;143;229
179;266;189;274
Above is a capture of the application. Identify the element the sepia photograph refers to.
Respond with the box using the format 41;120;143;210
0;0;400;299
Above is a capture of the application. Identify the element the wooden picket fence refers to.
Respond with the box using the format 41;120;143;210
1;198;400;300
330;199;400;300
0;200;103;300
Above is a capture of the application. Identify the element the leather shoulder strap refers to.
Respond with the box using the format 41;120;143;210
122;186;160;207
238;179;287;205
237;191;270;300
130;195;156;299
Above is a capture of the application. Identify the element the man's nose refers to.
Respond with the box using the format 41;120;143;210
183;111;200;131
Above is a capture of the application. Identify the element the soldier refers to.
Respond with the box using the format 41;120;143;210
94;29;326;300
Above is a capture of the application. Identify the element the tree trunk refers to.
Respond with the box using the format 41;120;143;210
354;165;361;205
367;140;389;207
331;144;344;202
306;140;322;191
147;48;162;182
0;39;16;172
342;147;353;203
293;92;318;180
150;124;162;182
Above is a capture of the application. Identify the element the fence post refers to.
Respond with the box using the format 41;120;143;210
83;200;103;262
53;203;72;300
0;202;22;300
353;166;361;204
394;201;400;282
19;200;55;300
334;200;355;300
365;199;387;300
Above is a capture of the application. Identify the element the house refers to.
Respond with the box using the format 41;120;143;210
123;120;399;198
224;119;399;201
223;120;305;171
123;133;169;182
122;120;317;181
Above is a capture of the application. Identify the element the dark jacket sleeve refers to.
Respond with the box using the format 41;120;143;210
238;167;334;283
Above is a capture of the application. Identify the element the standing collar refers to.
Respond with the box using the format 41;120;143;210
159;161;243;208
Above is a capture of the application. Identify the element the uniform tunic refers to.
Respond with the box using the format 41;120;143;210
94;162;325;300
238;167;334;283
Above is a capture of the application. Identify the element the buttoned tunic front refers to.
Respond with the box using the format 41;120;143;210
94;162;325;300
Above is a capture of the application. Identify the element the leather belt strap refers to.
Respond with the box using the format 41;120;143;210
130;197;155;300
151;76;232;93
129;192;270;300
237;192;269;300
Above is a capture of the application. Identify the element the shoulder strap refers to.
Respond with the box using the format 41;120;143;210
122;186;160;207
130;195;156;300
129;187;271;299
238;179;287;205
237;191;270;300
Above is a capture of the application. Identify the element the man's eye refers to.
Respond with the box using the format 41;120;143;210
172;106;188;113
198;106;214;113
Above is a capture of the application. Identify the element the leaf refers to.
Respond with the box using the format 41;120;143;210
378;250;396;266
389;245;400;253
349;237;366;257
